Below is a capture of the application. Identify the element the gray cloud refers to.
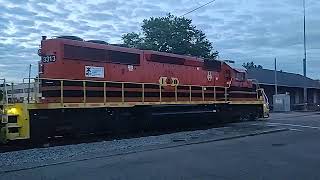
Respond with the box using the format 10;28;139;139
11;19;35;27
83;12;122;21
87;1;124;11
34;15;52;22
4;6;37;17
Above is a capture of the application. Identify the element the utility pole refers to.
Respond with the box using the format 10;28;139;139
274;58;278;95
27;64;31;103
303;0;307;77
303;0;308;110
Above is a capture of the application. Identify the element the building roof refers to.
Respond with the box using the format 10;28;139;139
247;68;320;89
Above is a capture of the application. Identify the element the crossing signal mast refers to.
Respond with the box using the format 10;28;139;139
303;0;307;78
303;0;308;109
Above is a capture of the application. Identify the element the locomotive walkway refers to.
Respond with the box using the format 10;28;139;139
1;112;320;180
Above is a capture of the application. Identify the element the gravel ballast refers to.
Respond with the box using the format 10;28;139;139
0;121;278;171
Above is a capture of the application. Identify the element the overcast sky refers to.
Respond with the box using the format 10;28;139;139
0;0;319;81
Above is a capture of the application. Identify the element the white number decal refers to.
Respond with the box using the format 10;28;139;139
42;55;56;63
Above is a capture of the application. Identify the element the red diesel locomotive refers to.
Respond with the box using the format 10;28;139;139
38;36;255;103
0;36;268;143
21;36;267;141
39;36;250;87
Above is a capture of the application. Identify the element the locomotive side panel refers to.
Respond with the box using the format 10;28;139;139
38;38;257;103
39;38;242;87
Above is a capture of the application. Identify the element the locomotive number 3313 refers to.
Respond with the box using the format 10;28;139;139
41;55;56;63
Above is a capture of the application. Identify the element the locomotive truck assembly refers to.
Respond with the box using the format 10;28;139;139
0;36;269;144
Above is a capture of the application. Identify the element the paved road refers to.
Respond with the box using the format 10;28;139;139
2;112;320;180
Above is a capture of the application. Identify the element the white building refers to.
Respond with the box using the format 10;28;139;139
6;82;40;103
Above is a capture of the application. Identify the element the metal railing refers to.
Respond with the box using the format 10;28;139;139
0;77;267;107
0;78;40;104
0;79;8;106
37;78;263;107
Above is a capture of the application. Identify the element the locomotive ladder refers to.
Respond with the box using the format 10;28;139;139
0;79;9;142
0;79;8;121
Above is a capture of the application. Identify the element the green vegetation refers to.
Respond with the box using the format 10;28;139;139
122;14;218;59
242;61;263;69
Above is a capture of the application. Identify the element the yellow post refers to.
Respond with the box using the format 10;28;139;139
142;84;145;103
189;86;192;102
202;87;205;102
159;85;162;102
33;81;36;102
35;76;40;103
103;82;106;105
214;86;216;101
60;80;64;107
83;81;86;105
175;86;178;102
224;87;227;102
121;83;125;103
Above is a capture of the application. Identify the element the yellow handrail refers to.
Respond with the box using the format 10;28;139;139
189;86;192;102
142;84;145;103
25;77;263;106
121;83;125;103
83;81;86;105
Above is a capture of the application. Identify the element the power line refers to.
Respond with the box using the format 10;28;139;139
180;0;216;17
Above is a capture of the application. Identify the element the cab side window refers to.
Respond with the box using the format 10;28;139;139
236;72;245;81
225;70;231;81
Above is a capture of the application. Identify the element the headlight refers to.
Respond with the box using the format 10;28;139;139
7;108;17;115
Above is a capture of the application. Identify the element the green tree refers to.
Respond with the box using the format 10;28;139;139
242;61;263;69
122;32;144;49
122;14;218;59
